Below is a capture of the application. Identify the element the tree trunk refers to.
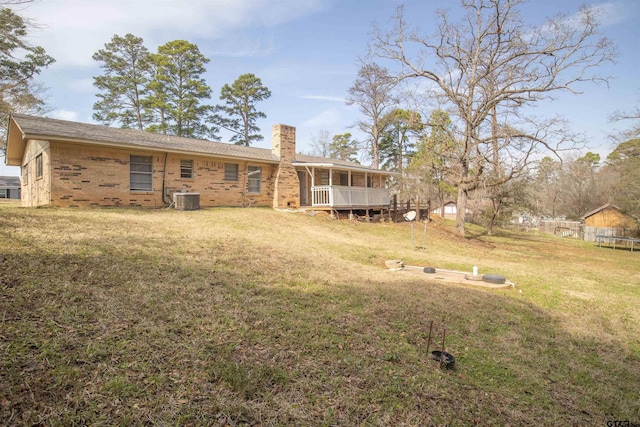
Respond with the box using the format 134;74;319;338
488;210;497;236
455;187;468;237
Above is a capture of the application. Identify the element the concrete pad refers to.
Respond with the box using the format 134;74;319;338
394;266;513;290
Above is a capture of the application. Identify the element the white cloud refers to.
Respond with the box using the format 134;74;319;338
556;2;627;31
296;106;359;151
19;0;329;68
301;95;346;102
208;34;276;58
68;78;95;93
47;109;80;121
300;107;345;130
587;2;627;27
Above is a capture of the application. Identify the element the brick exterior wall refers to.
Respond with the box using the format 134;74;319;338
15;123;388;209
272;124;300;209
25;141;277;208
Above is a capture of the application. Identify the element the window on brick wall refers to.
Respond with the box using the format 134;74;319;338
130;155;153;191
319;170;329;185
247;166;262;193
180;159;193;179
225;163;238;181
36;154;43;179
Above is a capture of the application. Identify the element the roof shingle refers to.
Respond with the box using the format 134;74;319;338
11;113;279;163
9;114;387;174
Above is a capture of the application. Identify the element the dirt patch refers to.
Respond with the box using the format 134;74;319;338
394;266;514;289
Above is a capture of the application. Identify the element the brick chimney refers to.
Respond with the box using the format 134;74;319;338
272;124;300;209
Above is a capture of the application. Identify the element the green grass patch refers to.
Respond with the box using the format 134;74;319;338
1;206;639;425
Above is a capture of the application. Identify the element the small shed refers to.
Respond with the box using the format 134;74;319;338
581;203;639;241
431;201;458;220
0;176;21;199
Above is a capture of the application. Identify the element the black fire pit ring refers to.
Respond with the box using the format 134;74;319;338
431;350;455;369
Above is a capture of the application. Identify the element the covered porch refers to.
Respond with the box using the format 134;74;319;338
310;185;389;208
293;159;391;209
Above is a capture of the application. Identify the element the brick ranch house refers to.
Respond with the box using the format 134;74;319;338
5;114;392;212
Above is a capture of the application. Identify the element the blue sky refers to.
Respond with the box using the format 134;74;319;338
2;0;639;176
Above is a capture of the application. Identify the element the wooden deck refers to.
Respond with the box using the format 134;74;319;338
310;185;389;209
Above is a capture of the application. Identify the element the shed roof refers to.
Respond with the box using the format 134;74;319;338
0;176;20;189
581;203;622;220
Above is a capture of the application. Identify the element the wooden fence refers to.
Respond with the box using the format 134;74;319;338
583;226;640;242
538;220;582;238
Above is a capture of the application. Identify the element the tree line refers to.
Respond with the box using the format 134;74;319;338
3;0;639;234
1;3;272;147
328;0;639;237
92;34;271;146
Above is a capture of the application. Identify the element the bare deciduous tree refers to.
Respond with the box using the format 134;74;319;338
610;92;640;142
346;61;397;169
374;0;615;236
309;129;332;157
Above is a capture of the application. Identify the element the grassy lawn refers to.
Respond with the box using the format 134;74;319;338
1;205;639;426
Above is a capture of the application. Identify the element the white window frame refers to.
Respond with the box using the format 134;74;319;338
319;170;329;185
130;155;153;191
36;154;43;179
247;166;262;194
225;163;238;181
180;159;194;179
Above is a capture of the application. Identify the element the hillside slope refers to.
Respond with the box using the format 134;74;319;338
1;206;638;425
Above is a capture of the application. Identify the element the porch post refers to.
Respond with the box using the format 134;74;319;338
365;172;369;206
311;167;315;206
329;168;333;206
348;170;352;207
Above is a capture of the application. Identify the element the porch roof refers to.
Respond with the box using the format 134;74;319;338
293;154;393;175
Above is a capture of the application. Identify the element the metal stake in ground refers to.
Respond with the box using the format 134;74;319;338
411;221;414;250
403;211;417;250
440;328;446;369
422;219;427;250
426;320;433;356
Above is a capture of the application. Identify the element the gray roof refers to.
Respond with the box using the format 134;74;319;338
293;153;391;174
0;176;20;188
11;113;279;163
9;113;388;174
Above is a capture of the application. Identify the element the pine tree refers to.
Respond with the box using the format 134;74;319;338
0;6;54;151
329;133;360;163
217;73;271;146
92;33;151;130
144;40;215;139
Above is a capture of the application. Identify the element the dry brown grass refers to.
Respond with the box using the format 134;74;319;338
1;206;639;426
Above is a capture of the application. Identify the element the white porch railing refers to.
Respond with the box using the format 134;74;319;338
311;185;390;208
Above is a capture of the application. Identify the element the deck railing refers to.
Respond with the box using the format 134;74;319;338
311;185;390;208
